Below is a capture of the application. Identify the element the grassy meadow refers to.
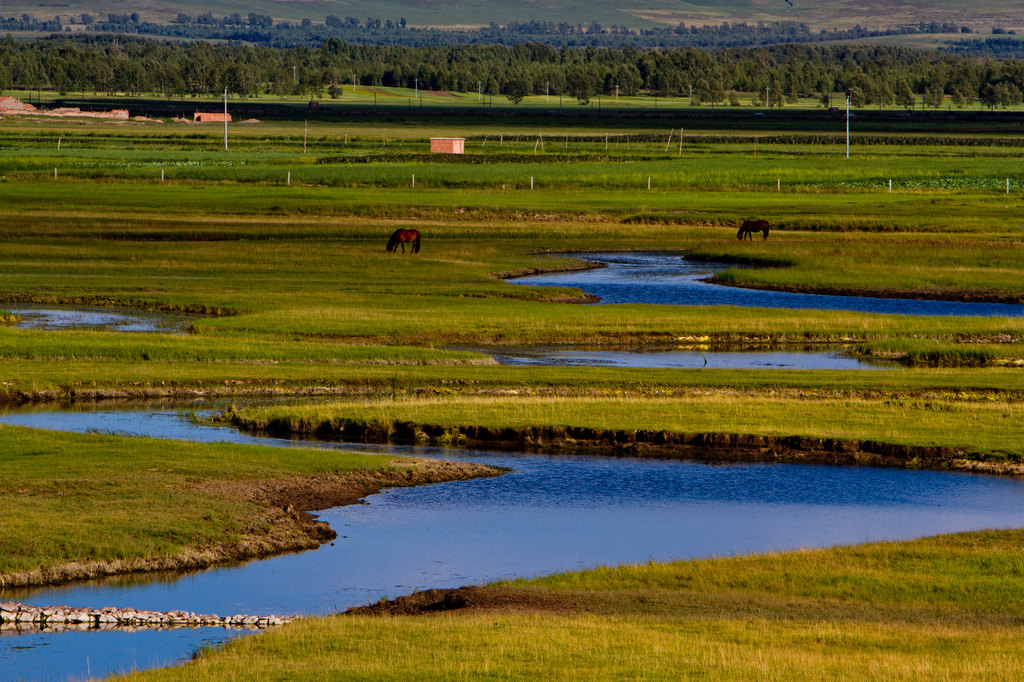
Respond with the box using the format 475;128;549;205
122;529;1024;681
0;108;1022;677
0;424;399;579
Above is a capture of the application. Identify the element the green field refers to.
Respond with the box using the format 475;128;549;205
0;108;1022;678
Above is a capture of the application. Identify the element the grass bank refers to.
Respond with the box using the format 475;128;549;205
122;528;1024;681
0;425;499;589
225;389;1024;471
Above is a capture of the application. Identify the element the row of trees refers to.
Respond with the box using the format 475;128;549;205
3;13;986;52
2;36;1023;110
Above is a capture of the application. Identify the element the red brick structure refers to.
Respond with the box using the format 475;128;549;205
430;138;465;154
0;97;36;112
194;112;231;122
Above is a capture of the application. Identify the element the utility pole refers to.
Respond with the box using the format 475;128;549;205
766;86;770;110
414;77;419;102
615;84;619;104
846;93;851;159
223;88;228;151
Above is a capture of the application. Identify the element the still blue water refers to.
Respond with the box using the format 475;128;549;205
2;406;1023;680
484;346;896;370
8;306;191;333
511;252;1023;317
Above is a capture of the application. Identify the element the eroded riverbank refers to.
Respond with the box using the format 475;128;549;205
6;405;1024;681
224;413;1024;476
0;444;500;591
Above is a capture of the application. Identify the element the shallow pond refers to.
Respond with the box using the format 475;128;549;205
3;405;1024;680
6;306;191;333
511;252;1023;317
481;345;897;370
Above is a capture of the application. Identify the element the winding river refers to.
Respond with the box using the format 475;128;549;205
3;406;1024;680
510;252;1023;317
1;253;1021;680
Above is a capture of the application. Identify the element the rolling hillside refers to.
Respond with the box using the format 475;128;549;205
7;0;1024;32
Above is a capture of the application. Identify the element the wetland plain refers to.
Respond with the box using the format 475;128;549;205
0;101;1022;679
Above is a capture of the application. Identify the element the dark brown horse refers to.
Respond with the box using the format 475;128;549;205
737;219;770;241
386;228;421;253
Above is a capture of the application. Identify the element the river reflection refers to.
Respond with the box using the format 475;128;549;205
2;406;1024;680
511;252;1023;317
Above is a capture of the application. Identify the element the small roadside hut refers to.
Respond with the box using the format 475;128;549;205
194;112;232;123
0;97;36;112
430;138;465;154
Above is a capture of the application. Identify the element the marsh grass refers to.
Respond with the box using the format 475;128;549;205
238;390;1024;459
857;338;1024;365
0;425;394;575
122;530;1024;681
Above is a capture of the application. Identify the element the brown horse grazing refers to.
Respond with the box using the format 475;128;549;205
737;219;770;241
386;228;421;253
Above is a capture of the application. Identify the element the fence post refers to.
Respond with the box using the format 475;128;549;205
287;171;291;186
412;174;415;188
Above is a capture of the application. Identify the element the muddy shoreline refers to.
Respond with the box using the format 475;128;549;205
0;459;501;590
226;415;1024;476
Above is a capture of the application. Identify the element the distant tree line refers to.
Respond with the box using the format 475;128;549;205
2;35;1023;110
947;36;1024;60
1;12;984;51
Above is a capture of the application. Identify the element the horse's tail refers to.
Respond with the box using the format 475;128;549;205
412;234;421;253
386;233;399;252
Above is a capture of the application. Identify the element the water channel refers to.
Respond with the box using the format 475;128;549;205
2;253;1021;679
6;306;192;334
509;252;1023;317
483;345;898;370
3;405;1024;680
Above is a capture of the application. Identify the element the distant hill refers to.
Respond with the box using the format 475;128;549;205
7;0;1024;33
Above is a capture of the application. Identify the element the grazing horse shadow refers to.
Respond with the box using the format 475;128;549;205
737;220;770;241
386;228;421;253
